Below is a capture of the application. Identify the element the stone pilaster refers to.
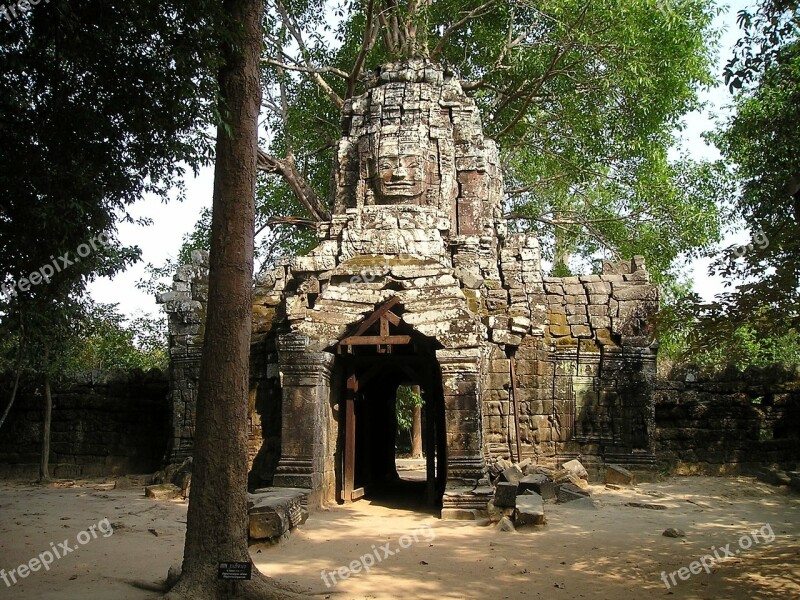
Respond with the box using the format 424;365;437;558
272;333;335;504
437;350;485;485
156;250;208;465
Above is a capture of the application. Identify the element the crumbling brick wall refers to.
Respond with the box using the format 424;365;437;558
655;367;800;473
0;370;170;478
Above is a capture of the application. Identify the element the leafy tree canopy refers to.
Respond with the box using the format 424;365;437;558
0;0;225;314
662;0;799;371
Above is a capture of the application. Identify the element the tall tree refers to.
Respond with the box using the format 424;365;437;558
0;0;228;482
702;1;799;337
659;0;799;370
0;0;226;440
164;0;296;598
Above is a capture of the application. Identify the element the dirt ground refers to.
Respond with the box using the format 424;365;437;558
0;474;797;599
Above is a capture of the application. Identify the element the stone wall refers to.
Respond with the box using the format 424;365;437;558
481;256;659;477
157;250;209;463
0;370;170;478
655;368;800;473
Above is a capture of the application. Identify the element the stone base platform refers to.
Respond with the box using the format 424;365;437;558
441;485;493;520
248;487;310;542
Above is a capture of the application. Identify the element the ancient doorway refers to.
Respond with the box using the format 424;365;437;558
336;298;446;509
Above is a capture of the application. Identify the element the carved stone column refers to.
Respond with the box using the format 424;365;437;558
272;333;335;503
437;349;490;518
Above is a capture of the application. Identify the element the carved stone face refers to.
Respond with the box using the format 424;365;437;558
369;136;434;205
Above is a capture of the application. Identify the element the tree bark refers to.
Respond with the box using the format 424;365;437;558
0;368;21;432
163;0;297;597
410;386;422;459
39;373;52;483
0;334;25;432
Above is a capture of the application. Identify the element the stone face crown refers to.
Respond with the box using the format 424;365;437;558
334;59;503;240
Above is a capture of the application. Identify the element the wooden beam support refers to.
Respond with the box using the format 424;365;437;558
344;394;356;503
340;335;412;346
351;297;401;337
510;357;522;463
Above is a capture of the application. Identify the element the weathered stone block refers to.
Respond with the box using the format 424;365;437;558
519;474;556;500
560;459;588;480
587;304;608;316
611;285;658;302
494;482;518;508
145;484;181;500
501;464;524;484
570;325;591;338
557;483;590;503
585;282;612;295
588;294;609;305
605;464;634;486
492;330;523;346
495;516;516;532
567;313;588;325
248;488;309;541
589;316;611;329
515;492;545;526
441;508;484;521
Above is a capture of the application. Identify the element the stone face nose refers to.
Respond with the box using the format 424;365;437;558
391;166;408;180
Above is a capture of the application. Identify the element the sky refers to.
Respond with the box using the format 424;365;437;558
87;0;753;321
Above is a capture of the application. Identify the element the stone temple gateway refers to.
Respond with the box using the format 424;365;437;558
159;60;659;518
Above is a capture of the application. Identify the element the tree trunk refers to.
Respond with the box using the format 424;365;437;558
0;335;25;432
39;373;52;483
164;0;296;597
0;368;21;432
410;386;422;459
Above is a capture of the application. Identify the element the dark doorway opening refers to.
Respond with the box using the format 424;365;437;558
335;298;446;511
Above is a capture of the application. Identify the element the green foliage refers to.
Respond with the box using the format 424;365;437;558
708;40;800;332
656;0;800;373
0;0;225;384
0;0;225;294
0;300;167;381
724;0;799;89
662;317;800;374
683;0;800;367
395;385;423;433
551;261;573;278
62;304;168;375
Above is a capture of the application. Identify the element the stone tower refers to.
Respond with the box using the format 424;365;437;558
160;59;659;518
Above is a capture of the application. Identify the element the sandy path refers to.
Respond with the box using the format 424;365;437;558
0;476;798;599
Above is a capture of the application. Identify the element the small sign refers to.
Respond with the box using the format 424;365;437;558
218;561;252;581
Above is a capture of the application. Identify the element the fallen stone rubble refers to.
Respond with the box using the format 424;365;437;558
486;459;636;531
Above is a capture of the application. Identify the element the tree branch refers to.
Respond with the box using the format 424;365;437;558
272;0;344;108
264;58;349;80
348;0;381;98
257;149;331;221
255;216;318;238
431;0;498;59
